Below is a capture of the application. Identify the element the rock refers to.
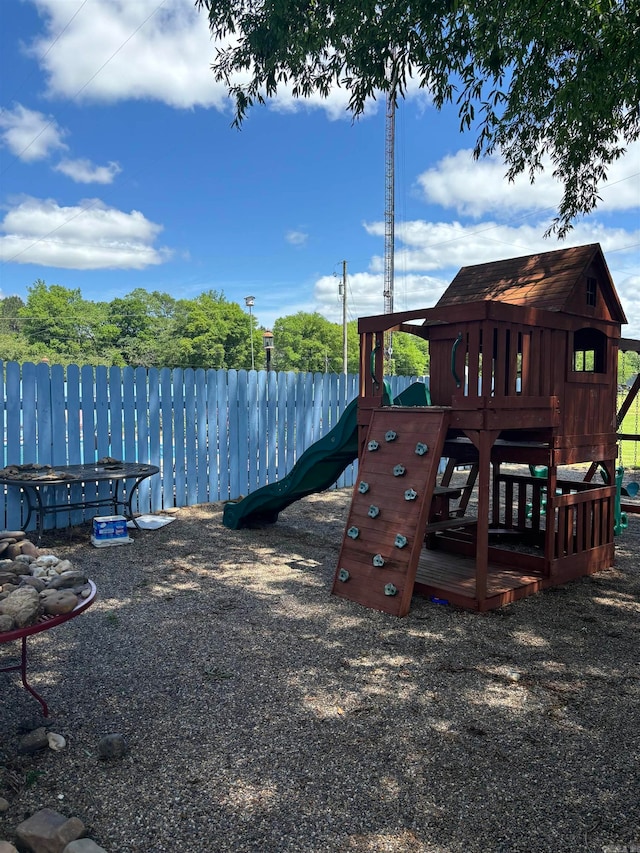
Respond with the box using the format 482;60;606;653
63;841;108;853
19;540;40;558
47;572;88;591
0;841;19;853
0;586;39;627
47;732;67;751
0;571;20;585
0;530;26;541
0;541;14;557
54;560;74;574
97;733;127;759
20;576;47;593
0;614;14;632
34;555;59;567
31;565;49;578
18;727;50;754
15;809;84;853
5;544;22;560
14;553;35;563
40;590;78;616
0;796;10;811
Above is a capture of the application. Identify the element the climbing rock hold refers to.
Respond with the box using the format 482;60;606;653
358;481;370;494
372;554;385;567
384;583;398;596
347;526;360;540
393;464;406;477
367;440;379;451
368;505;380;518
415;442;428;456
394;534;408;549
385;430;397;442
404;488;417;501
338;568;350;582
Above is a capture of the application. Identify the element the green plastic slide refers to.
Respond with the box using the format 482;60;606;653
223;398;359;529
222;381;431;529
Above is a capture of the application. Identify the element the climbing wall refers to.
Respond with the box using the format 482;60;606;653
331;407;451;616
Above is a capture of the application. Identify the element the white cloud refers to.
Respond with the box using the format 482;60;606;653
310;217;640;337
314;270;450;325
27;0;229;109
363;218;640;276
25;0;379;120
0;104;67;162
416;143;640;218
285;229;309;247
53;158;122;184
0;196;171;270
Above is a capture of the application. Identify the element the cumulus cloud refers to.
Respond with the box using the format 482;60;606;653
0;104;67;162
0;196;171;270
25;0;383;120
53;158;122;184
285;229;309;247
313;270;450;325
416;143;640;218
308;217;640;336
363;218;640;276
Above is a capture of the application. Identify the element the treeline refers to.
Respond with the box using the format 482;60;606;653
0;280;431;375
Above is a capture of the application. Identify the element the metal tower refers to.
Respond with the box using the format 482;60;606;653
383;89;395;317
383;88;396;373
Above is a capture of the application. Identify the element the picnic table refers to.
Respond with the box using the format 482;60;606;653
0;461;159;541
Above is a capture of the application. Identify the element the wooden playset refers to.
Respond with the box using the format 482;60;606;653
331;243;637;615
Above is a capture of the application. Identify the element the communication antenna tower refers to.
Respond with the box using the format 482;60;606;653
383;85;397;374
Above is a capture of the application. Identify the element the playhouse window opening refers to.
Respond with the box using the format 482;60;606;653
586;277;597;307
572;327;606;373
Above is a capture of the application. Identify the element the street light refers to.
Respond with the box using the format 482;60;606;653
244;295;255;370
263;329;274;372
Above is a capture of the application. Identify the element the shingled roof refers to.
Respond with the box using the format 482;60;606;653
436;243;627;323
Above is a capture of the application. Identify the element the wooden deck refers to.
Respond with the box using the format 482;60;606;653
414;547;547;612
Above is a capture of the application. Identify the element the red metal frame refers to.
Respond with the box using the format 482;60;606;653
0;580;97;716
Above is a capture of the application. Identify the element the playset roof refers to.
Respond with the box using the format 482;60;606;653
436;243;627;324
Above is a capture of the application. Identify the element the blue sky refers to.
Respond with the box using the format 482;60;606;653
1;0;639;337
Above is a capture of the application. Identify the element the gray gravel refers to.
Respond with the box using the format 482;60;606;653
1;482;639;853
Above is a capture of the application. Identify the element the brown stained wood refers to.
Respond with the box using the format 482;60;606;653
415;549;545;599
332;408;451;616
348;244;627;615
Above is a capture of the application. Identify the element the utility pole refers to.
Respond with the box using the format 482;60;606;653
340;260;348;375
383;83;397;376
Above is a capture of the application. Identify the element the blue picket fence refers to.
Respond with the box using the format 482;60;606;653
0;361;426;532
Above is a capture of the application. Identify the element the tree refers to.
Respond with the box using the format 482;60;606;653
197;0;640;235
390;331;430;376
108;290;180;367
273;312;351;373
20;280;110;360
172;290;252;369
0;296;25;334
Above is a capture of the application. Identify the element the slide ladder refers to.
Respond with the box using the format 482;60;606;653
332;407;451;616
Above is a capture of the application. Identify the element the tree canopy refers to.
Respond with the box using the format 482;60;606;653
196;0;640;235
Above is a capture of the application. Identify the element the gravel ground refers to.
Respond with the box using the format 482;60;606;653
1;474;639;853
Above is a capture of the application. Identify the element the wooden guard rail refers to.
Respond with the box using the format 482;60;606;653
493;474;615;560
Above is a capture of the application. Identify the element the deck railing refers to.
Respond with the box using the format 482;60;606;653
493;473;615;562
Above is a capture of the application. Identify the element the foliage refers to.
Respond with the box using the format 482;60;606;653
273;312;353;373
390;331;430;376
172;290;252;369
0;295;25;334
197;0;640;235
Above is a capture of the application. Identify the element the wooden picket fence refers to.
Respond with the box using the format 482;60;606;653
0;361;425;532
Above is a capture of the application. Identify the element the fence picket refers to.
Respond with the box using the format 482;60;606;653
1;361;425;531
